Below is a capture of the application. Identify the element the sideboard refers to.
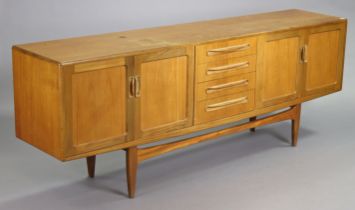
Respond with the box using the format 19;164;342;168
12;9;347;198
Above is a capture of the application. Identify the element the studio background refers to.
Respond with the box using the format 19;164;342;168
0;1;354;210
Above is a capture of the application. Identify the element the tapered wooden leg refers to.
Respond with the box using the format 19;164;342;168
86;156;96;178
291;104;301;147
126;147;138;198
249;117;257;132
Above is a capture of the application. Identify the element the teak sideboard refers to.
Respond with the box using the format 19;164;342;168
12;9;347;198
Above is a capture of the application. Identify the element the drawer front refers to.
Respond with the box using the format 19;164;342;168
196;37;257;64
195;90;255;124
196;72;255;101
196;55;256;82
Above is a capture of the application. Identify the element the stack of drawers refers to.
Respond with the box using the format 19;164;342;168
194;36;257;124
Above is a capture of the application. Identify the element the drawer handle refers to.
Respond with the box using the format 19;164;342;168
207;43;250;56
207;61;249;74
206;96;248;112
206;79;248;94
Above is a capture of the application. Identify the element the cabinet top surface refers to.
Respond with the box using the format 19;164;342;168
14;9;345;65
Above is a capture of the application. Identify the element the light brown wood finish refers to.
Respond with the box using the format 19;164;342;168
59;61;130;157
196;55;256;82
303;23;346;96
195;90;255;124
133;46;194;138
140;56;187;131
137;104;301;162
86;156;96;178
74;57;125;73
126;147;138;198
13;49;63;159
291;104;301;146
12;9;347;199
64;86;346;161
196;37;257;64
72;66;126;146
196;72;255;101
257;30;304;107
14;10;344;65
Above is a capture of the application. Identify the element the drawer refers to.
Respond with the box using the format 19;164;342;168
196;72;255;101
195;90;255;124
196;55;256;82
196;36;257;64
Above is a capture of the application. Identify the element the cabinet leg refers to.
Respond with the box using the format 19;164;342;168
291;104;301;147
249;117;257;132
126;146;138;198
86;156;96;178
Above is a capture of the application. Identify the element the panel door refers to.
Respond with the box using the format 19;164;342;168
64;61;128;156
133;47;194;137
256;30;304;107
302;23;347;96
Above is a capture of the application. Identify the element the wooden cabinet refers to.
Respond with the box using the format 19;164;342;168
257;23;347;107
12;10;347;198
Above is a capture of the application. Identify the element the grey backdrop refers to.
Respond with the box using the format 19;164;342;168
1;1;355;210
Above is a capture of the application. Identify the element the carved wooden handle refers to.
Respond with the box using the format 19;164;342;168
206;79;248;94
207;43;250;56
301;45;308;63
207;61;249;74
129;76;140;98
206;96;248;112
129;76;136;98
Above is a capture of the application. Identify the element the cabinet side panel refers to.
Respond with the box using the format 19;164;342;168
13;49;63;159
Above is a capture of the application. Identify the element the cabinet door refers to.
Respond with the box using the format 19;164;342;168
256;30;304;107
133;47;194;137
63;60;128;156
302;23;346;96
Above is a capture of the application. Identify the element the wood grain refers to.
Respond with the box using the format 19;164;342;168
74;57;125;73
71;66;127;146
195;90;255;124
14;10;345;65
126;147;138;198
13;48;63;159
138;104;301;162
291;104;301;146
133;46;194;138
303;23;346;96
257;30;303;107
12;10;347;165
196;55;256;83
140;56;187;131
63;86;344;161
195;36;257;64
196;72;255;101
